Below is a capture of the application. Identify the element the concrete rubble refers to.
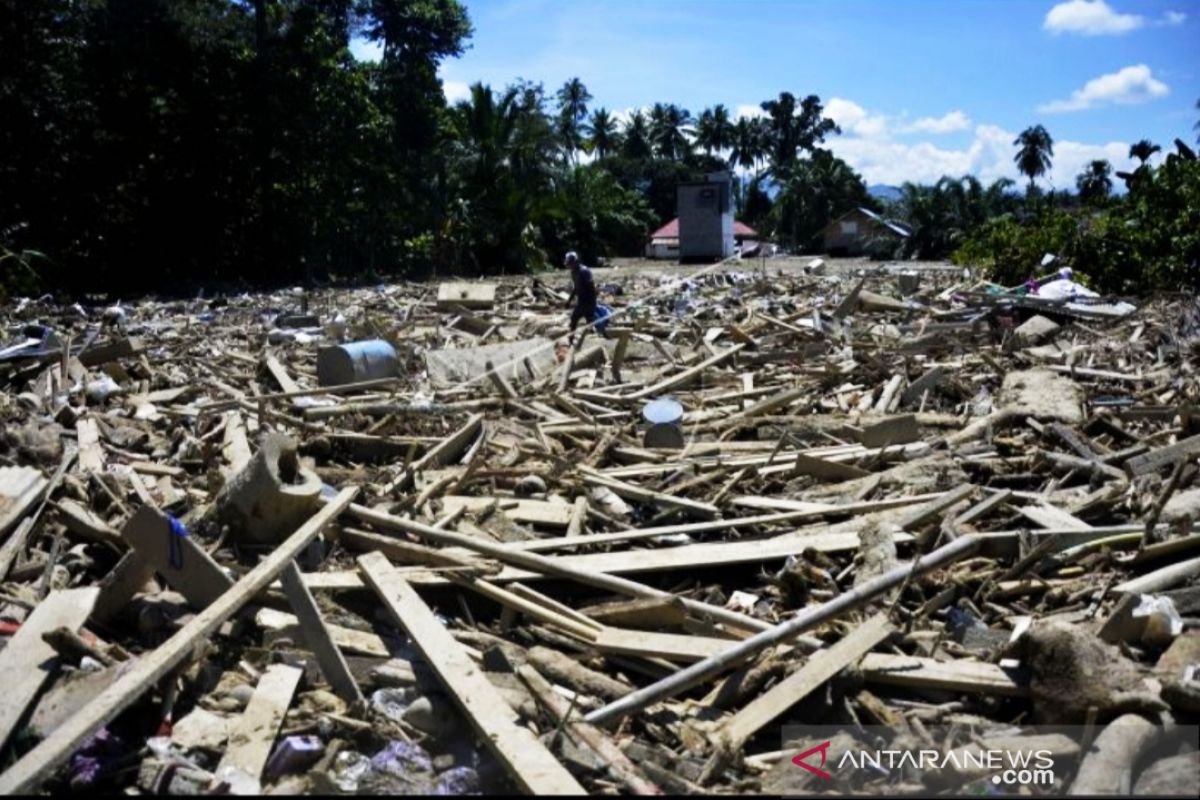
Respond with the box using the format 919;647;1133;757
0;260;1198;795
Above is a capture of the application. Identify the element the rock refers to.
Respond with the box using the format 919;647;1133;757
401;693;459;738
170;707;230;751
1134;752;1200;797
1009;619;1167;724
514;474;547;496
1162;487;1200;530
1013;314;1060;344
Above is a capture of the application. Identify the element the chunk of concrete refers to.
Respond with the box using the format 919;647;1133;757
1013;314;1060;344
211;434;323;544
998;369;1084;424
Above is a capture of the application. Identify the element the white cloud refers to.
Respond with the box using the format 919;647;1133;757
900;111;972;134
824;97;888;139
443;80;471;104
1038;64;1169;113
1044;0;1143;35
1163;10;1187;26
821;99;1145;189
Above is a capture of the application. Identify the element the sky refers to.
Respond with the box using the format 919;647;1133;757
350;0;1200;188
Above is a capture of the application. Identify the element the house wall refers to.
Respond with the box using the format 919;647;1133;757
823;210;897;256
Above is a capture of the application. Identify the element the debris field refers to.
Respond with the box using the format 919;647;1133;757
1;260;1199;795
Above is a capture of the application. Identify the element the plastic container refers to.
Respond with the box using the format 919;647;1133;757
317;339;398;386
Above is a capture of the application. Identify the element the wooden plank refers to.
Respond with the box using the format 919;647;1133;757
262;354;300;395
717;613;894;750
54;499;125;548
1016;503;1092;531
213;664;303;794
75;418;104;474
791;452;869;481
78;336;143;368
121;506;233;609
436;282;496;311
358;552;586;795
581;471;719;519
0;486;358;795
625;344;746;402
859;652;1029;696
591;627;742;663
221;411;252;476
0;465;48;538
860;414;919;448
254;607;390;657
439;495;573;528
1125;434;1200;477
279;562;364;703
0;588;99;751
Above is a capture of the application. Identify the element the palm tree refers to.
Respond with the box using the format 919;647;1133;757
555;77;592;159
728;117;767;174
1195;97;1199;145
585;108;620;160
760;92;839;174
1075;159;1112;206
620;110;652;160
648;102;693;161
1129;139;1161;166
1013;125;1054;192
695;104;734;155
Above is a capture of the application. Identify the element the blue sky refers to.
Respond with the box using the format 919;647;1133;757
352;0;1199;187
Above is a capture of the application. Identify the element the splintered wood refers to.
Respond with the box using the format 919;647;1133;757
1;262;1199;795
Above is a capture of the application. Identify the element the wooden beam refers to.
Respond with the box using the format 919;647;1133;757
120;506;232;609
625;344;746;401
75;418;104;474
0;486;358;795
715;613;894;752
859;652;1029;696
262;354;300;395
358;552;587;795
0;588;98;751
1125;434;1200;477
213;664;303;794
279;562;364;703
254;607;389;657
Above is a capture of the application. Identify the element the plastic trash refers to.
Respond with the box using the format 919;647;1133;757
357;741;437;794
594;303;613;336
86;375;122;403
434;766;481;795
370;687;412;723
1131;594;1184;646
265;735;324;780
331;751;372;792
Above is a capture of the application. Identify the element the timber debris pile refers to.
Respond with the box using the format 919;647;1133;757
1;261;1199;795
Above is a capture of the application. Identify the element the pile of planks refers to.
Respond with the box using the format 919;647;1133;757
0;260;1199;795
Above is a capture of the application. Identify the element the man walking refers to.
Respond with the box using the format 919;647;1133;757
563;251;606;344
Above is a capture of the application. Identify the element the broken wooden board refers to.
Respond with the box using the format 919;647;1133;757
590;627;742;664
1016;503;1092;532
0;587;99;751
0;487;358;795
120;506;233;609
279;562;364;703
438;495;574;528
1125;433;1200;477
0;465;48;537
436;282;497;311
860;414;920;448
425;339;555;389
213;664;303;794
358;552;586;795
859;653;1029;697
791;453;870;481
78;336;143;368
715;613;895;751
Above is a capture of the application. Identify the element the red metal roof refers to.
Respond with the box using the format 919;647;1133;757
650;218;758;240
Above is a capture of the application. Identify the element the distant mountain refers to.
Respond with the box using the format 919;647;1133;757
868;184;902;203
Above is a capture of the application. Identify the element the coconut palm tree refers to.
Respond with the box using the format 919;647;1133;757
620;110;652;160
728;117;767;174
695;104;734;155
1129;139;1161;166
555;77;592;159
585;108;620;160
1013;125;1054;192
647;102;693;161
1075;159;1112;206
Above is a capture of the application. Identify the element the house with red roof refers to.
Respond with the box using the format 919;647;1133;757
645;218;759;260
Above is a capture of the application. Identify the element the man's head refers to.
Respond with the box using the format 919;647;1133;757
564;251;579;270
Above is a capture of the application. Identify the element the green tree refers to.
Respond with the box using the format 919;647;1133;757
1129;139;1161;166
555;77;592;159
584;107;619;159
1013;124;1054;193
1075;159;1112;206
760;92;839;173
770;149;869;250
728;117;768;174
648;102;693;161
620;110;652;160
695;104;734;155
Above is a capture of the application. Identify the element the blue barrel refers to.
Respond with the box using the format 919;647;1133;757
317;339;398;386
